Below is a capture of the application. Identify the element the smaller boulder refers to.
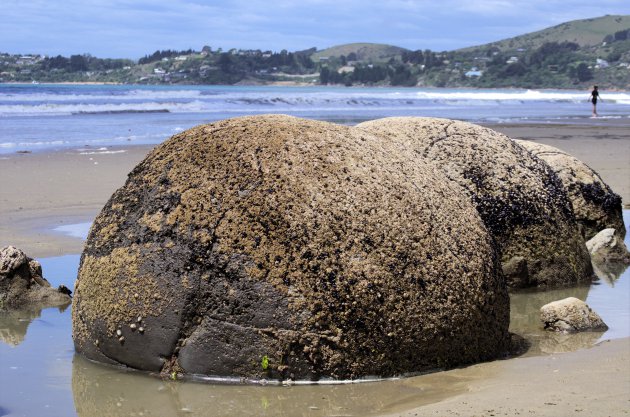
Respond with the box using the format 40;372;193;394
0;246;71;309
0;246;27;276
516;140;625;240
540;297;608;333
586;228;630;264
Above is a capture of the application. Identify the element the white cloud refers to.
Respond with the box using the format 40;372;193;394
1;0;629;57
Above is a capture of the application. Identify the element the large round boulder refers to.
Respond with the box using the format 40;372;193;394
72;115;509;381
356;117;592;289
516;140;625;240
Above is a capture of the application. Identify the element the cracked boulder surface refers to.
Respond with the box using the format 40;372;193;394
356;117;592;289
516;140;625;241
72;114;509;381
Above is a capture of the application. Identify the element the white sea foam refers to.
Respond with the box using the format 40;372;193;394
0;101;209;116
0;89;205;102
2;88;630;117
77;150;127;155
0;140;69;148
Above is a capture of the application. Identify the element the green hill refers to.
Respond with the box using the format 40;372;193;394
312;43;409;63
459;15;630;53
442;15;630;89
2;15;630;89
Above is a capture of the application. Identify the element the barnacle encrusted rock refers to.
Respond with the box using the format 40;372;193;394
0;245;71;309
356;117;592;289
516;140;625;241
72;115;509;380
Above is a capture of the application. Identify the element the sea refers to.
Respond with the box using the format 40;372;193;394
1;83;630;154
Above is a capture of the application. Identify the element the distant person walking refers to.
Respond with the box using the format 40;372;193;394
590;86;601;117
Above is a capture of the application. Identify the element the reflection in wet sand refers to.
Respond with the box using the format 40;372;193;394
592;261;627;285
538;330;604;353
71;353;490;417
0;303;70;346
509;282;603;355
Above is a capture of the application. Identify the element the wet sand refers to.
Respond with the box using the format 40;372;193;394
0;145;152;257
0;122;629;416
385;337;630;417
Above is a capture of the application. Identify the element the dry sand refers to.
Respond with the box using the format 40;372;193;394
0;145;152;257
0;122;629;416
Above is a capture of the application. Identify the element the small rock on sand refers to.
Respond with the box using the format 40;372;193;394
540;297;608;333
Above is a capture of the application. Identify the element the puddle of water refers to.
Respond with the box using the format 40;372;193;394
71;354;475;417
52;223;92;240
1;214;628;417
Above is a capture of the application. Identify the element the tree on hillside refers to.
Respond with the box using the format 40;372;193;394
576;63;593;82
389;65;417;86
69;55;88;72
402;50;424;65
614;29;629;41
43;55;69;70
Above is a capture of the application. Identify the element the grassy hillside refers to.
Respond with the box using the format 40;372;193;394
460;15;630;53
312;43;409;62
2;15;629;89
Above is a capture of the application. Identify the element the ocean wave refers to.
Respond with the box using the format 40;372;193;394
0;139;68;148
4;87;630;105
0;133;166;151
1;87;629;118
0;101;207;116
74;109;170;115
77;149;128;155
0;89;205;102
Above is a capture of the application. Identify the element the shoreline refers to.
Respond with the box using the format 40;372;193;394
4;81;630;92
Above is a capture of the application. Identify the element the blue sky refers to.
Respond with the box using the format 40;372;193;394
2;0;630;58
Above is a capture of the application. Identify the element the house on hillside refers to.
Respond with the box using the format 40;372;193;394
465;69;483;77
337;66;355;74
595;59;609;69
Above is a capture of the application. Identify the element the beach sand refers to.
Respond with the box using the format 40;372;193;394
384;337;630;417
0;145;151;257
0;122;629;416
